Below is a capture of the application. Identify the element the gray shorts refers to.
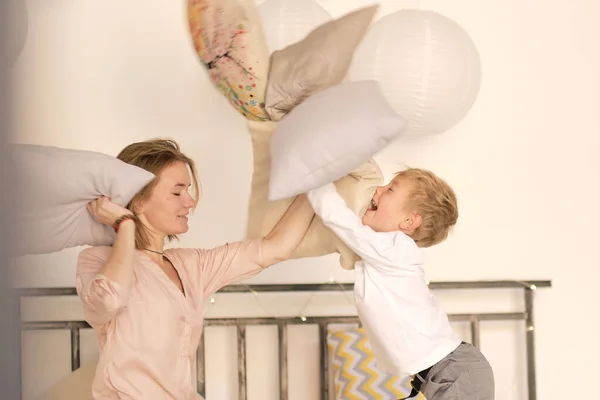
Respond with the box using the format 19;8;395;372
419;342;495;400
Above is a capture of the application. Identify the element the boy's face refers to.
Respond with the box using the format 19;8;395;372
362;175;422;234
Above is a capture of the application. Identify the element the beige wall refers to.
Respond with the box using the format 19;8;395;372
10;0;600;399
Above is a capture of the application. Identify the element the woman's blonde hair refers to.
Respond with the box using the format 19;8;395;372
116;139;200;249
396;168;458;248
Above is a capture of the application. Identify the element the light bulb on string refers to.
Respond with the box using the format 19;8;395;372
327;277;355;306
241;285;281;320
203;295;217;318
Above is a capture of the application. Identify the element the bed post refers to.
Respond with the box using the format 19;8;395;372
524;286;537;400
237;324;247;400
70;326;80;371
278;324;288;400
469;316;481;349
318;323;329;400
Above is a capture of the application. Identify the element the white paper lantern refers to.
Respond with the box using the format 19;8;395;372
257;0;332;54
348;9;482;136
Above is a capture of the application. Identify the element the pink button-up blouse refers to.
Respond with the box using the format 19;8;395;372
75;239;264;399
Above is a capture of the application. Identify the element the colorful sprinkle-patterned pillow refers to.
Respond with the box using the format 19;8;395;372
188;0;270;121
328;328;426;400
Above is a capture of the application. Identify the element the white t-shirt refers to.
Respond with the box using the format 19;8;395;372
307;183;461;376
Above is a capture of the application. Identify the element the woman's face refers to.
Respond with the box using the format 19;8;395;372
138;161;195;237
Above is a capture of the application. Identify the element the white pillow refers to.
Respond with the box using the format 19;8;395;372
10;144;155;256
268;80;407;201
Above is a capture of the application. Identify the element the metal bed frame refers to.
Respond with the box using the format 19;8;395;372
19;280;551;400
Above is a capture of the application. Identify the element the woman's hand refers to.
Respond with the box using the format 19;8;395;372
87;197;132;227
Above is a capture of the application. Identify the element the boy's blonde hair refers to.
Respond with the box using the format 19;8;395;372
396;168;458;248
116;139;200;249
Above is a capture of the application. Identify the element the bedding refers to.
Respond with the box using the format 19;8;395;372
246;121;382;270
187;2;390;269
328;328;426;399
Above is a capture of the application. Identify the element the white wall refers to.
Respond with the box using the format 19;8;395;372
10;0;600;399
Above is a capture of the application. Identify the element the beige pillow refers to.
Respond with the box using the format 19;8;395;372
39;361;97;400
245;121;383;270
265;5;379;121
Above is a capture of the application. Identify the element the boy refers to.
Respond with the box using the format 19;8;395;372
307;168;495;400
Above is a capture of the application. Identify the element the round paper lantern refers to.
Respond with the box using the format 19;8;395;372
348;9;482;136
257;0;332;54
5;0;28;67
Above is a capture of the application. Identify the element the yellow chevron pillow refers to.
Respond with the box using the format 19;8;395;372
327;328;426;400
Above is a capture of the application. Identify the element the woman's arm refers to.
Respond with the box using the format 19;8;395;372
258;193;315;268
89;197;137;286
173;194;315;297
76;197;136;326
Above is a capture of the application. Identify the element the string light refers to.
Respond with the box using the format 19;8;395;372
290;277;355;322
203;279;357;322
296;290;316;321
203;295;217;318
514;281;538;290
296;277;355;321
244;285;279;320
203;278;541;337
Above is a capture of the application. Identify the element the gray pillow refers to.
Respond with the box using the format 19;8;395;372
268;80;407;201
10;144;155;256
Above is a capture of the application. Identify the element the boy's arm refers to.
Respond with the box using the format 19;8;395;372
307;183;406;266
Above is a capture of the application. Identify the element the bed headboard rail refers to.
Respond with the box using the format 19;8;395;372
19;280;551;400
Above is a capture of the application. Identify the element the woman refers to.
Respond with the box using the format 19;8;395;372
76;139;315;399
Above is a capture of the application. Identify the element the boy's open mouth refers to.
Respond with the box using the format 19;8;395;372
369;199;378;211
